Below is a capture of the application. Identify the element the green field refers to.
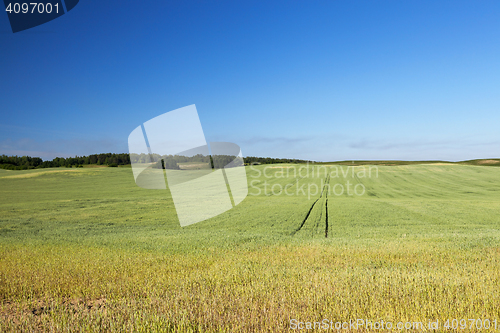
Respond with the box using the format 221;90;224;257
1;164;500;332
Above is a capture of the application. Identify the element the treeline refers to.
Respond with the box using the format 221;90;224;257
0;153;130;170
146;154;243;170
132;153;210;170
0;153;314;171
0;155;44;170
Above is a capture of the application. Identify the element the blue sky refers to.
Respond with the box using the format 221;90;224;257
1;0;500;161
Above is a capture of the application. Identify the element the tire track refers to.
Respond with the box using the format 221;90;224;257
324;194;329;238
291;197;321;235
292;175;330;236
315;195;324;235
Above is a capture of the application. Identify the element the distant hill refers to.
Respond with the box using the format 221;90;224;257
318;159;500;167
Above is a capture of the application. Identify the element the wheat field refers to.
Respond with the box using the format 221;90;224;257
1;164;500;332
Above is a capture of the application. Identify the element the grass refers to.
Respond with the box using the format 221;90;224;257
0;164;500;332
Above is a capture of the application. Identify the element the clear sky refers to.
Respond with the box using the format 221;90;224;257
1;0;500;161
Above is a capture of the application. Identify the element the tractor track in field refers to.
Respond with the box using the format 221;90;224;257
315;193;324;234
324;193;329;238
292;197;320;235
292;175;330;236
